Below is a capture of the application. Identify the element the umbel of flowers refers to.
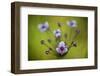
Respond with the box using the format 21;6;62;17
38;20;80;56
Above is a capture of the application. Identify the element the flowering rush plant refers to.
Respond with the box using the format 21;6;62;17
38;20;80;56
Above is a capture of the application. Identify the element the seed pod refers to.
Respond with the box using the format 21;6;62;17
76;29;80;34
72;41;77;47
45;50;50;55
48;39;51;43
49;48;52;51
57;22;62;27
40;40;45;44
64;33;67;38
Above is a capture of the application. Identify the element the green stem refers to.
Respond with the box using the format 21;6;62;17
46;29;56;49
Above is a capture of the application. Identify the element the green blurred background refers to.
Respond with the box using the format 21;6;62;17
28;15;88;61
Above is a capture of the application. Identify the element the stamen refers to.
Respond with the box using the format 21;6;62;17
47;39;51;43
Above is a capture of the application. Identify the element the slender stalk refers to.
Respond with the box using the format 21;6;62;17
43;43;55;52
71;29;80;42
66;27;72;44
46;28;56;49
64;33;67;44
40;40;55;51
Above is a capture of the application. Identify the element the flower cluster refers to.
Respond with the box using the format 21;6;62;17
38;20;80;56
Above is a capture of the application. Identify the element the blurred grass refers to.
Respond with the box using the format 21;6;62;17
28;15;88;61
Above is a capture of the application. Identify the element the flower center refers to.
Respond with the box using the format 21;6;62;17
70;22;74;26
60;46;64;51
42;25;46;29
56;31;59;34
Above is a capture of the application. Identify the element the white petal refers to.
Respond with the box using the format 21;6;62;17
53;30;56;34
56;48;60;53
64;48;68;52
59;41;65;47
38;24;46;32
67;21;70;26
38;24;42;29
45;21;49;28
40;28;46;32
60;51;65;55
57;29;61;32
72;20;76;24
56;33;61;37
56;48;64;54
